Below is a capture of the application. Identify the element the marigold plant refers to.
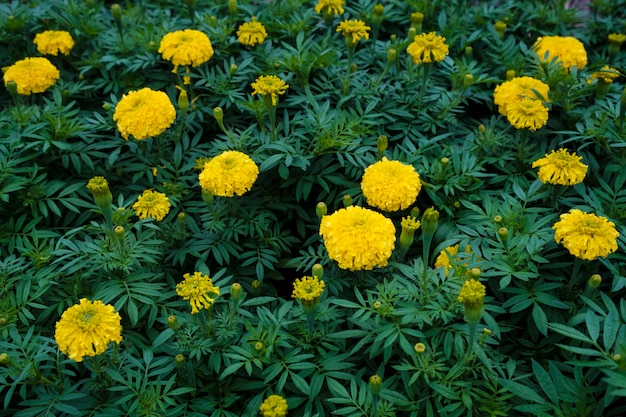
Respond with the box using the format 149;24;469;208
33;30;74;55
132;189;171;221
532;148;588;185
407;31;449;64
113;88;176;140
3;57;60;95
158;29;214;72
237;20;268;46
534;35;588;71
176;272;220;314
198;150;259;197
553;209;619;260
361;157;421;212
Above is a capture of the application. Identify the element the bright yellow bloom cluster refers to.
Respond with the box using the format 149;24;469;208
198;151;259;197
113;88;176;140
237;20;268;46
176;272;220;314
506;98;549;131
553;209;619;260
587;66;620;84
259;394;288;417
315;0;344;15
33;30;74;56
132;190;171;221
251;75;289;106
336;19;371;44
531;148;588;185
534;36;587;71
435;244;473;276
361;157;421;212
3;57;60;95
292;276;325;306
54;299;123;362
457;279;486;308
493;77;550;131
158;29;214;72
407;32;449;64
319;206;396;270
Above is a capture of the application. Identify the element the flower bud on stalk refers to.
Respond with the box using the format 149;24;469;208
167;315;179;330
316;202;327;221
588;274;602;290
231;283;242;301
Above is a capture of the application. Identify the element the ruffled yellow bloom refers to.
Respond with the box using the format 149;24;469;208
336;19;371;44
553;209;619;260
237;20;268;46
33;30;74;56
361;157;421;212
158;29;214;72
54;299;122;362
505;98;549;131
198;151;259;197
259;394;288;417
493;76;550;116
532;148;588;185
132;189;171;221
315;0;344;15
458;279;486;306
534;35;587;71
3;57;60;95
407;32;449;64
435;244;473;276
113;88;176;140
587;65;620;84
319;206;396;271
292;276;325;306
251;75;289;106
176;272;220;314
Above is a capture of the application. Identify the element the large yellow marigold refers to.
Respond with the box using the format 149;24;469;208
132;189;171;221
33;30;75;56
319;206;396;271
3;57;60;95
534;35;587;71
198;151;259;197
361;157;421;212
505;98;549;131
113;88;176;140
532;148;588;185
176;272;220;314
553;209;619;260
493;76;550;116
158;29;214;72
237;20;268;46
407;31;449;64
54;299;123;362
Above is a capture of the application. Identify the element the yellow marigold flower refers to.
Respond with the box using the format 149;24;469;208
534;35;587;71
198;150;259;197
506;98;549;131
319;206;396;271
86;176;113;208
132;189;171;221
553;209;619;260
176;272;220;314
336;19;371;44
587;65;620;84
315;0;344;15
435;244;473;276
259;394;288;417
33;30;74;56
493;76;550;116
251;75;289;106
531;148;588;185
407;31;449;64
608;33;626;48
3;57;60;95
292;276;325;306
158;29;214;72
361;157;421;212
237;20;268;46
113;88;176;140
458;279;486;308
54;299;122;362
401;216;421;232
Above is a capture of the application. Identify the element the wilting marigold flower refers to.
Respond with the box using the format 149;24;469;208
315;0;344;15
33;30;74;56
132;189;171;221
587;65;620;84
176;272;220;314
506;98;549;131
407;31;449;64
361;157;421;212
337;19;371;44
199;151;259;197
259;394;288;417
54;299;122;362
113;88;176;140
292;276;325;306
553;209;619;260
251;75;289;106
493;76;550;116
319;206;396;271
3;57;60;95
435;244;473;276
158;29;214;72
237;20;268;46
532;148;588;185
534;35;587;71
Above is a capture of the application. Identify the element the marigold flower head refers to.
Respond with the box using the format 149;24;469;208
132;189;171;221
3;57;60;95
315;0;344;15
493;76;550;116
532;148;588;185
251;75;289;106
608;33;626;48
259;394;288;417
158;29;214;72
33;30;75;56
336;19;371;44
198;150;259;197
506;98;549;131
176;272;220;314
553;209;619;260
237;20;268;46
292;276;325;306
401;216;421;233
54;299;123;362
407;31;449;64
86;176;112;208
458;279;486;308
319;206;396;271
113;88;176;140
435;244;473;276
587;65;620;84
534;35;587;71
361;157;421;212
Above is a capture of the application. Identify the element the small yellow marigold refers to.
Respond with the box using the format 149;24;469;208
259;394;288;417
3;57;60;95
361;157;421;212
198;151;259;197
493;76;550;116
553;209;619;260
458;279;486;308
319;206;396;271
113;88;176;140
407;32;449;64
132;189;171;221
292;276;325;306
54;299;123;362
336;19;371;44
505;98;549;131
315;0;344;15
534;35;587;71
176;272;220;314
237;20;268;46
587;65;620;84
33;30;75;56
158;29;214;72
435;244;473;276
86;176;110;198
532;148;588;185
251;75;289;106
608;33;626;48
401;216;421;232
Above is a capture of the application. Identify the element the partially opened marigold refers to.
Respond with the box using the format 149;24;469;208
361;157;421;212
587;66;620;84
315;0;344;15
237;20;268;46
259;394;288;417
158;29;214;72
176;272;220;314
113;88;176;140
292;276;325;306
251;75;289;106
198;151;259;197
54;298;123;362
534;35;587;71
336;19;371;44
553;209;619;260
532;148;588;185
34;30;74;56
132;189;171;221
407;32;449;64
3;57;60;95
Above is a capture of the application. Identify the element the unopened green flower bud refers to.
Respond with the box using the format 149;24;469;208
408;27;417;40
251;279;261;295
231;283;242;300
494;21;506;37
468;268;481;280
414;342;426;353
369;375;383;395
386;48;397;64
254;341;264;351
410;12;424;25
102;102;111;111
588;274;602;290
506;69;516;81
422;207;439;235
440;157;449;169
465;46;473;56
478;123;486;133
342;194;352;207
114;225;124;239
0;316;6;325
202;188;214;204
213;106;223;123
373;301;382;310
111;4;122;21
177;212;187;223
464;74;474;87
312;264;324;280
493;215;502;223
390;34;396;42
228;0;237;14
0;353;13;366
483;328;492;336
230;64;238;75
498;227;508;242
316;202;327;220
174;353;185;366
377;135;388;156
178;89;189;113
6;80;18;96
167;315;179;330
86;176;112;209
614;353;622;362
374;4;384;16
410;207;420;218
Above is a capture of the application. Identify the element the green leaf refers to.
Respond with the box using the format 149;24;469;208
499;378;545;404
547;323;594;344
585;310;600;343
603;301;620;350
532;304;548;336
532;360;558;404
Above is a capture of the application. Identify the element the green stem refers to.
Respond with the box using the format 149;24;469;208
466;320;478;358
